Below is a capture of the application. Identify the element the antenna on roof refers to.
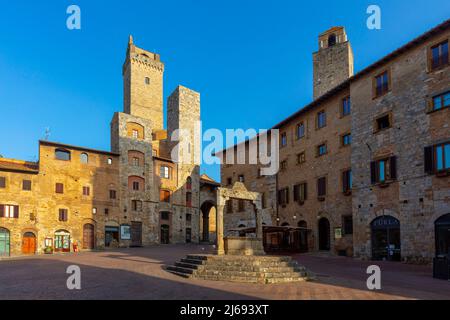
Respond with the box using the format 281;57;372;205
44;127;51;141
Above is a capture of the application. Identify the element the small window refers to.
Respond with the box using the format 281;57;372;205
132;200;142;212
145;77;150;85
161;212;170;220
432;91;450;111
342;96;351;116
132;157;140;167
92;207;97;214
55;183;64;194
428;142;450;172
278;187;289;206
80;153;88;164
160;166;170;179
280;160;288;170
226;177;232;186
160;190;171;203
317;143;327;156
317;111;326;129
342;133;352;146
238;199;245;212
132;181;140;191
132;130;139;139
296;123;305;139
375;114;391;132
374;71;389;97
55;149;71;161
58;209;68;222
104;208;109;215
430;41;449;70
328;34;337;47
22;180;32;191
342;169;352;193
0;205;19;219
226;199;233;213
238;175;245;182
186;213;192;222
281;132;287;147
317;177;327;197
186;192;192;207
371;157;397;184
0;177;5;188
186;177;192;190
297;152;306;164
109;190;116;199
82;186;90;196
342;215;353;235
107;158;113;165
293;183;307;202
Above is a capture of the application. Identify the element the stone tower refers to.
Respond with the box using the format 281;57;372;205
167;85;201;243
313;27;354;99
123;35;164;130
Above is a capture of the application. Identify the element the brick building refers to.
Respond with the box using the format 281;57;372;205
221;20;450;262
0;37;218;256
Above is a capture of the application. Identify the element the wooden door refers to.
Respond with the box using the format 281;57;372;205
131;222;142;247
83;224;95;249
161;225;170;244
22;232;36;254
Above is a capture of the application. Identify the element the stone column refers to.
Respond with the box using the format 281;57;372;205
253;198;263;240
216;196;226;255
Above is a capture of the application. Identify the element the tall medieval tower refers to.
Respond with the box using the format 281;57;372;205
313;27;354;99
123;35;164;130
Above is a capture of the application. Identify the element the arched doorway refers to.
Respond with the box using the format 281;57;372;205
83;224;95;249
298;220;308;252
435;213;450;256
371;215;401;261
200;201;216;243
318;218;330;251
54;230;71;253
161;225;170;244
22;232;36;254
0;228;10;257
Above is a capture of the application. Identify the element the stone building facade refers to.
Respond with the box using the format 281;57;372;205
221;20;450;262
0;37;217;256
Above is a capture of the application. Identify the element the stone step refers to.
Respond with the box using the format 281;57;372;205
166;265;195;275
166;269;193;279
180;258;206;265
202;261;298;268
175;262;201;269
186;254;292;263
195;269;306;278
191;265;305;273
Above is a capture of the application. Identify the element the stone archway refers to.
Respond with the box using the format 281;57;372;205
216;182;263;256
200;201;216;243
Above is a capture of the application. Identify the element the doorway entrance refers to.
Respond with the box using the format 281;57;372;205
82;224;95;249
0;228;10;257
131;222;142;247
318;218;330;251
161;225;170;244
435;213;450;256
22;232;36;254
105;226;119;247
371;215;401;261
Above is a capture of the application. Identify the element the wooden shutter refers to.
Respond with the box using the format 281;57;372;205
303;183;307;200
0;205;4;218
293;185;299;202
424;146;434;174
14;206;19;218
390;156;397;180
285;187;289;204
343;171;348;192
370;161;378;184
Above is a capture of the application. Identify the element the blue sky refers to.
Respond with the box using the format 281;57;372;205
0;1;449;181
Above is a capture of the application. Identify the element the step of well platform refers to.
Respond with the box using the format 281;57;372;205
165;254;314;284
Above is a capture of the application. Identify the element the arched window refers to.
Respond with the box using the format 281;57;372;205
328;34;337;47
128;150;144;167
128;176;145;192
80;153;88;164
186;177;192;190
145;77;150;85
126;122;145;140
55;149;71;161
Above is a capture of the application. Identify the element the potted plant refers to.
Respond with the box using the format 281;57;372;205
44;246;53;254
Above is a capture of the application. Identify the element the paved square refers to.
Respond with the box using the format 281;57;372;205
0;245;448;300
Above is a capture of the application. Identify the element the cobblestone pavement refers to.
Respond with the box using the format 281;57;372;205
0;244;448;300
